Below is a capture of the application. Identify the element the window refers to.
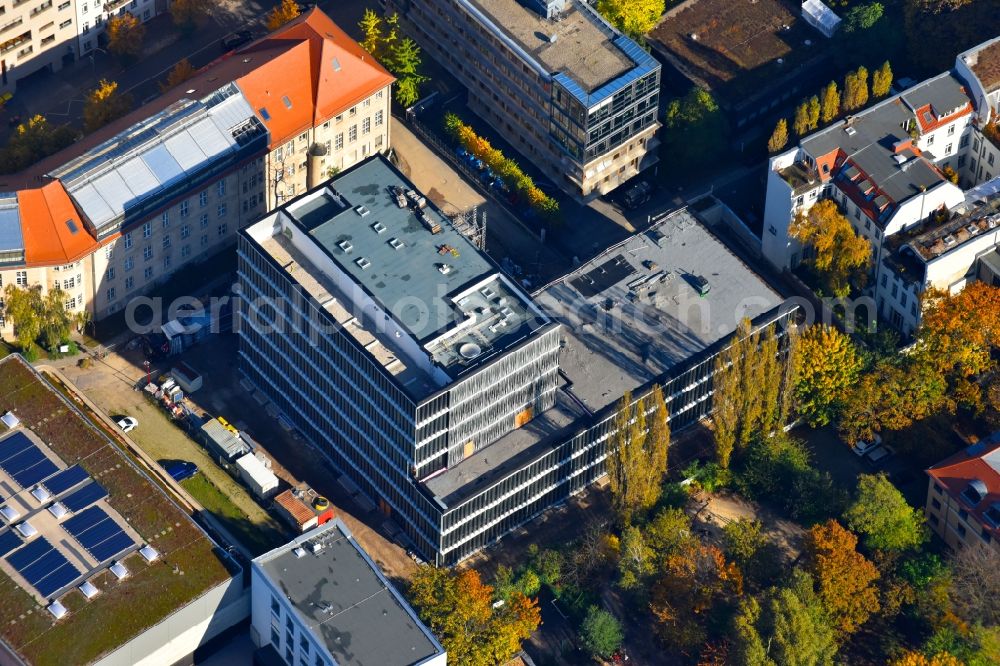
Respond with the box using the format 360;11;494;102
335;133;343;150
880;274;887;287
124;232;133;249
990;153;996;167
142;221;151;238
163;255;172;270
144;266;153;280
957;524;967;538
65;297;76;310
947;125;955;136
934;483;943;494
891;283;898;298
180;224;190;239
162;236;171;249
106;287;115;302
201;234;209;247
217;203;227;218
911;302;918;317
199;191;208;207
349;125;357;142
217;179;226;196
335;114;343;123
106;267;115;280
181;244;191;258
768;225;777;236
105;244;114;260
900;292;907;308
945;143;952;155
218;223;228;237
926;135;934;146
958;154;966;168
15;271;27;286
375;110;383;126
161;211;169;227
143;246;153;261
200;213;209;229
959;508;969;521
349;106;356;117
180;200;189;217
932;498;942;510
960;134;969;148
362;117;370;135
124;256;134;271
125;276;134;290
271;626;280;647
271;596;280;616
983;529;992;544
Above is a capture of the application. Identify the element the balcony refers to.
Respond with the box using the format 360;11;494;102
104;0;130;12
30;0;53;18
0;31;30;55
0;16;23;35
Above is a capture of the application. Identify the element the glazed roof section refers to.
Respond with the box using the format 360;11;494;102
0;194;23;263
50;87;266;240
254;519;444;666
800;73;971;210
463;0;655;101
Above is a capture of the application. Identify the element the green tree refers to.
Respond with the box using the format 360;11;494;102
807;96;821;131
821;81;840;123
711;320;790;468
733;569;838;666
662;87;727;175
872;60;893;97
358;8;382;56
579;606;623;658
595;0;665;40
843;2;884;32
407;566;541;666
793;101;811;136
83;79;134;133
617;524;654;590
267;0;300;32
794;325;864;427
389;37;429;108
107;12;146;60
843;71;861;112
790;199;871;297
1;284;78;353
0;115;77;174
646;507;695;557
606;387;669;523
768;118;789;153
844;473;927;553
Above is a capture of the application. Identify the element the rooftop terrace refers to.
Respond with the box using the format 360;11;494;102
465;0;632;93
254;519;443;666
969;38;1000;93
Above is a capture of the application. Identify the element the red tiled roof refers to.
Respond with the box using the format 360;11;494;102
927;433;1000;536
237;8;395;147
273;489;315;527
18;182;98;265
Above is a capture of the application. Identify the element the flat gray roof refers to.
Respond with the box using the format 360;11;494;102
536;210;783;413
254;519;443;666
423;391;587;505
464;0;631;93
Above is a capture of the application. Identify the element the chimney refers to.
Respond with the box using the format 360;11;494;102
892;138;912;154
307;142;329;190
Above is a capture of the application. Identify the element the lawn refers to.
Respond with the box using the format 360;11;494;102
649;0;820;102
181;473;287;557
0;357;232;666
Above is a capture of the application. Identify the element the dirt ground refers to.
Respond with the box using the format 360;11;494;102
46;335;418;581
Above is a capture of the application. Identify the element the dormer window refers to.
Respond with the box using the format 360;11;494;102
961;479;988;506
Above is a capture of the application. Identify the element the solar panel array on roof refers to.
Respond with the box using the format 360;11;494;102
43;465;88;495
63;506;135;563
62;481;108;512
5;537;82;598
0;432;58;488
0;529;21;557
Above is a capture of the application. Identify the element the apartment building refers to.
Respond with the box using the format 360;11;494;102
251;519;446;666
396;0;660;197
0;8;392;332
762;36;1000;334
0;0;79;94
73;0;165;57
925;431;1000;552
237;154;562;561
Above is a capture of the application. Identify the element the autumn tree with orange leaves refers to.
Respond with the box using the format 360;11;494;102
790;199;871;297
407;566;540;665
888;652;963;666
803;520;880;635
649;542;742;650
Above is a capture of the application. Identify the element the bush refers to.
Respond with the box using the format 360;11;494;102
21;345;39;363
77;357;93;370
681;460;731;493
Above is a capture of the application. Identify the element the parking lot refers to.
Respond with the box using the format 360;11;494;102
48;331;418;581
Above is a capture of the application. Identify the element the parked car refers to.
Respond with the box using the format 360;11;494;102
866;445;896;468
116;416;138;433
221;31;254;52
164;461;198;483
851;434;882;457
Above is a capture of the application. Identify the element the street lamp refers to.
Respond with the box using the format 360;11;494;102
143;360;151;386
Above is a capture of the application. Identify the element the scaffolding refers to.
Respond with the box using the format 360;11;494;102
450;205;487;250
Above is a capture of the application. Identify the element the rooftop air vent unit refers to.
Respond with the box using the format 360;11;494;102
309;540;323;554
845;126;857;136
372;222;386;234
967;224;979;236
438;264;452;275
293;547;306;559
893;154;906;165
337;240;353;253
943;234;957;246
355;257;371;270
388;238;405;250
355;205;370;217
